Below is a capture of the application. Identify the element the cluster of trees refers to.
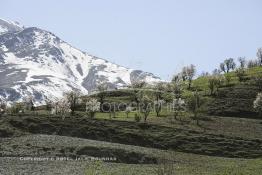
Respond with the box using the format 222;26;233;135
200;48;262;95
0;96;36;116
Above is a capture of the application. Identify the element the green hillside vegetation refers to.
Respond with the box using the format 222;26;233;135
1;56;262;174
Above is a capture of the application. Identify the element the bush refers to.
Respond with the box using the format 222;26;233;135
235;68;247;82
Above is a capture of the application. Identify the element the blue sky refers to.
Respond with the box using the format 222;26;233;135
1;0;262;79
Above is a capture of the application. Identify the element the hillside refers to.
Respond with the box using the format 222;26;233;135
192;66;262;118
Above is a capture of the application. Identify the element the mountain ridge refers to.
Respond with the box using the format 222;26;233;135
0;18;161;105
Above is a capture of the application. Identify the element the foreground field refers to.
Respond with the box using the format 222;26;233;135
0;113;262;174
0;134;262;175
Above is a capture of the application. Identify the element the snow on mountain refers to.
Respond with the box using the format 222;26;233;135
0;19;161;105
0;18;23;35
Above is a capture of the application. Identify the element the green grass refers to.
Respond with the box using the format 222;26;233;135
192;66;262;92
1;134;262;175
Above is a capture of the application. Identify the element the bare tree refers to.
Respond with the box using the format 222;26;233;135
96;83;108;112
181;67;187;81
247;59;259;68
64;91;81;115
238;57;246;68
224;58;236;73
187;91;204;125
171;74;183;98
256;48;262;66
212;69;221;75
182;64;196;89
220;63;226;73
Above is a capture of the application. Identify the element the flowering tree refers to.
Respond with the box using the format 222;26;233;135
50;99;71;120
86;98;100;118
58;99;71;120
254;93;262;117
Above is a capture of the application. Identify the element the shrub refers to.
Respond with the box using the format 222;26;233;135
208;75;224;95
235;68;247;82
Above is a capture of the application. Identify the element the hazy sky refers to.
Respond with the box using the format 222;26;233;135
1;0;262;79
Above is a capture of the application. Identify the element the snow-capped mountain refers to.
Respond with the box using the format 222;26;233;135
0;18;161;105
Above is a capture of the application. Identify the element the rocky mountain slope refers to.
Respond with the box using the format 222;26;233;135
0;18;161;105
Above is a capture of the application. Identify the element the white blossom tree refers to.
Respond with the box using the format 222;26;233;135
86;98;100;118
254;93;262;117
51;99;71;120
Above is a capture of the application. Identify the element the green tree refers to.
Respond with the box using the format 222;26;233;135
139;95;153;122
